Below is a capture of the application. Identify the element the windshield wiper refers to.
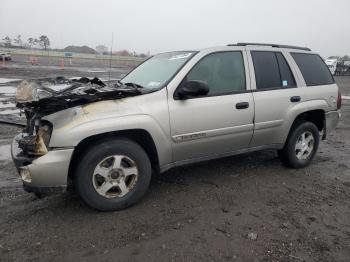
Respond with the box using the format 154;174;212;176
124;82;144;89
114;81;144;90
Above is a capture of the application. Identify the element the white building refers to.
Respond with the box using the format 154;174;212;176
95;45;108;55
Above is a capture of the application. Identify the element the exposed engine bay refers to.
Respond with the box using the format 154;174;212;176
15;76;144;157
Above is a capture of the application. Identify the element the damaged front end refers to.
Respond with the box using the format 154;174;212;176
12;77;144;192
17;121;51;156
15;76;141;157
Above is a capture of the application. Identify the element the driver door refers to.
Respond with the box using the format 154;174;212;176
168;51;254;162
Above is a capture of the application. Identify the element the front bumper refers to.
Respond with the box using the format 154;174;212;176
11;134;74;193
324;110;341;139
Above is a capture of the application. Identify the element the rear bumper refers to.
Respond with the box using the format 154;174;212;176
11;134;73;193
324;110;341;138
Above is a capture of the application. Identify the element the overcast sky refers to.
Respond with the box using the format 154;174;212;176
1;0;349;57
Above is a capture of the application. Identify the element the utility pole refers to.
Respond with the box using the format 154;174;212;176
108;32;114;83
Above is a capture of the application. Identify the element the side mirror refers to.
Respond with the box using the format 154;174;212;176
175;80;209;99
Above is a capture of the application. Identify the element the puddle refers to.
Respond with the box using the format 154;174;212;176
0;86;17;94
0;78;21;84
0;144;11;161
69;76;83;79
3;93;15;97
0;102;15;108
0;109;20;115
88;70;107;73
0;98;12;101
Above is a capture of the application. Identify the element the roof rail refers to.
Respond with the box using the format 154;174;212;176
228;42;311;51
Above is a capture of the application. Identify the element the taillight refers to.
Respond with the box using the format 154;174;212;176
337;89;342;110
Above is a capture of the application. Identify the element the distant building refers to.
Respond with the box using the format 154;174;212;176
96;45;108;55
63;45;96;54
325;59;338;75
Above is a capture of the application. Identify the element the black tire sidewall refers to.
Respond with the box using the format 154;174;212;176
284;122;320;168
74;138;152;211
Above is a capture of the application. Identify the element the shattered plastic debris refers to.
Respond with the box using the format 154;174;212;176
247;232;258;240
16;80;40;102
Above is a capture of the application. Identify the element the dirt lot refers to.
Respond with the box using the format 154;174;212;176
0;61;350;262
0;54;133;80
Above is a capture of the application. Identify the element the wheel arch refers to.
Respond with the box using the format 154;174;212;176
68;129;160;181
292;109;325;130
284;109;326;145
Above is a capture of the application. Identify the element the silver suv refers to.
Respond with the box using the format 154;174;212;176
12;43;341;211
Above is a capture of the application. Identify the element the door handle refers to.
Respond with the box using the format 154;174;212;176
290;96;301;103
236;102;249;109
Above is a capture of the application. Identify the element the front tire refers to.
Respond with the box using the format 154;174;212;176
278;122;320;168
74;138;152;211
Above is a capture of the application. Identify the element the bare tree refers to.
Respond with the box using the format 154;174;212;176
113;49;132;56
27;37;35;49
328;55;350;61
34;38;40;48
38;35;50;50
2;36;12;47
341;55;350;61
13;34;23;47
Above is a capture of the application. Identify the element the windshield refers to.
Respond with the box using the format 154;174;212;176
120;51;195;89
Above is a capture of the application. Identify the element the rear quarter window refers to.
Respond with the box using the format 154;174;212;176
251;51;296;89
291;53;334;86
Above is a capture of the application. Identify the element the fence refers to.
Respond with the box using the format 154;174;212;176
0;47;144;62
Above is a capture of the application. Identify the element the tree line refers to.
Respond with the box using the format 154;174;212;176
328;55;350;61
1;36;148;57
1;35;50;50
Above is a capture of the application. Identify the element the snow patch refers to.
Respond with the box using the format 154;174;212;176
46;84;71;92
0;78;21;84
0;86;16;94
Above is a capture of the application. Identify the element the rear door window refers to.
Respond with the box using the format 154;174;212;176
291;53;334;86
251;51;296;89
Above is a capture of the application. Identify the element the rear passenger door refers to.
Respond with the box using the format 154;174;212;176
248;50;304;147
290;53;338;111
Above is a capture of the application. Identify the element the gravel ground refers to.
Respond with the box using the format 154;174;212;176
0;62;349;262
0;56;132;125
0;55;133;80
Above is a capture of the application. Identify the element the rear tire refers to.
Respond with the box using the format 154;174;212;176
278;121;319;168
74;138;152;211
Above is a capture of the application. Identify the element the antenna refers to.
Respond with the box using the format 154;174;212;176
108;32;114;82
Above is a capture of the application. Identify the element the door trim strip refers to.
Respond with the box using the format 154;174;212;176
172;124;254;143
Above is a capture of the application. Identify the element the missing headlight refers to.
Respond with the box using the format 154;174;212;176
37;120;52;148
18;120;52;156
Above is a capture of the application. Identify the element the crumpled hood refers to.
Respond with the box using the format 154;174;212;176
15;77;142;116
43;97;144;131
16;77;109;103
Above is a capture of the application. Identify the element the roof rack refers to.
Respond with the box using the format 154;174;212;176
228;42;311;51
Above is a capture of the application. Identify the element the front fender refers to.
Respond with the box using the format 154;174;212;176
48;113;172;167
